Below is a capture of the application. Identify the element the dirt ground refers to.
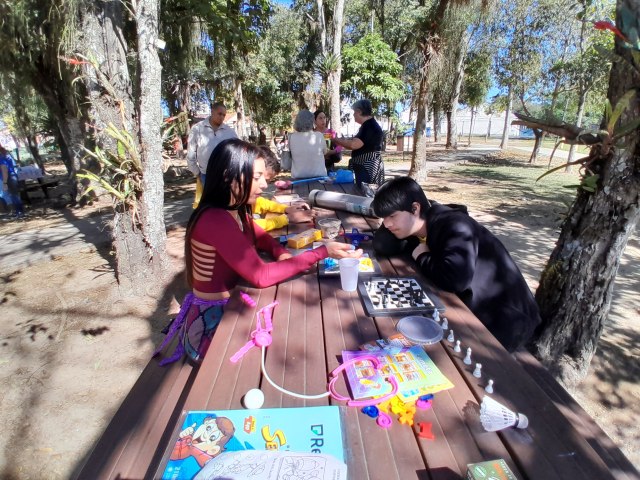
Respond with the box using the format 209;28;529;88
0;149;638;479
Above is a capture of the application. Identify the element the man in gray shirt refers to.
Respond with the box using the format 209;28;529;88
187;102;238;183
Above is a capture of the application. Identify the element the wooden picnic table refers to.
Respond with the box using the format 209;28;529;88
76;179;639;480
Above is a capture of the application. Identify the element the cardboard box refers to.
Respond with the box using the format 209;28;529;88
287;229;322;249
467;459;518;480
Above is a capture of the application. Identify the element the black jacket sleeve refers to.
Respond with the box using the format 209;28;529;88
415;213;478;293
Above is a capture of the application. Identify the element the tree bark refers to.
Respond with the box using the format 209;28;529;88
529;128;543;163
328;0;344;133
234;78;246;139
78;0;168;293
409;73;429;182
500;85;512;149
468;106;475;145
316;0;326;55
565;90;587;171
445;37;467;149
532;0;640;385
445;110;458;149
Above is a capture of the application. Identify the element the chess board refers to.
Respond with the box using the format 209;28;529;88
357;276;445;317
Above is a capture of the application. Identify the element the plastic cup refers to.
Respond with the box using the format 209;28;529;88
317;218;342;239
339;258;360;292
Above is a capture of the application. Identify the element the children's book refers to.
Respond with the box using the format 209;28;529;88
161;406;345;480
342;345;454;403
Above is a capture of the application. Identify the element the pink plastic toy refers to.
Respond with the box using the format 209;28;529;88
230;301;278;363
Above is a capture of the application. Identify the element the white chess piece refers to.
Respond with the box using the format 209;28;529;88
441;317;448;330
485;379;494;394
473;363;482;378
463;347;472;365
454;340;461;353
447;329;455;343
432;310;440;322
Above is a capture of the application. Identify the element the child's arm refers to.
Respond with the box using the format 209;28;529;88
254;196;287;216
254;214;289;232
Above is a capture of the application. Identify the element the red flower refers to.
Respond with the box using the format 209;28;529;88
593;20;627;41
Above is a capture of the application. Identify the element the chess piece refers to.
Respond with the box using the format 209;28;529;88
454;340;461;353
464;347;472;365
473;363;482;378
447;329;455;343
441;317;448;330
485;379;494;394
480;396;528;432
431;310;440;322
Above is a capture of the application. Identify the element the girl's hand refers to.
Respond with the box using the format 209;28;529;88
325;242;363;259
287;208;316;224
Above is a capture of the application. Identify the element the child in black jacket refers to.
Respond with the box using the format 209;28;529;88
372;176;540;352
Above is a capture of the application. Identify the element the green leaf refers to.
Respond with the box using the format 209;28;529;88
612;117;640;140
608;90;636;132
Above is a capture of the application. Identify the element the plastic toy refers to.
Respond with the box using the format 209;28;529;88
275;176;329;190
229;301;398;407
343;228;373;245
417;422;435;440
376;412;393;429
479;396;528;432
361;406;379;418
243;388;265;409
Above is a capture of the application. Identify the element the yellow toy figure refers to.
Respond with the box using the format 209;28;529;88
193;176;204;209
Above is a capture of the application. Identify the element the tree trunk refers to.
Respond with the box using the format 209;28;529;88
135;0;169;285
409;73;429;182
433;103;440;143
328;0;344;132
316;0;326;55
446;110;458;149
79;0;168;292
532;0;640;385
25;135;44;172
565;90;587;172
234;78;246;139
468;106;475;146
500;85;512;149
486;113;492;141
529;129;543;163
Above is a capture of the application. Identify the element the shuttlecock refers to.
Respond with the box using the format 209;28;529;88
480;396;528;432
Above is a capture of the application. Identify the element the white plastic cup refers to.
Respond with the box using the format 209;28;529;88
339;258;360;292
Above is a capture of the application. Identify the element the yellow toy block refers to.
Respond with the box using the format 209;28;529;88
287;229;322;249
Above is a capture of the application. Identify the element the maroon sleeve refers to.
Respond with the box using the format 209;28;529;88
253;221;289;259
196;210;328;288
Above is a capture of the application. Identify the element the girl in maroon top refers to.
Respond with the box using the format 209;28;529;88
155;139;361;365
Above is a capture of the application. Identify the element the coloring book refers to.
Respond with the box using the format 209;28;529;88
342;346;454;403
161;406;345;480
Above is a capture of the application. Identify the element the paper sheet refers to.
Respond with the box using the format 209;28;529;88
193;450;347;480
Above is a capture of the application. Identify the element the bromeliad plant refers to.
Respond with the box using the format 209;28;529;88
77;123;143;216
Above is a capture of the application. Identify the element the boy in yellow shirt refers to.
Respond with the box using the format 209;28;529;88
254;148;316;231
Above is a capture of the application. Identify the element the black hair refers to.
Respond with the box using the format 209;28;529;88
314;110;325;120
211;102;226;111
185;138;260;287
372;176;431;219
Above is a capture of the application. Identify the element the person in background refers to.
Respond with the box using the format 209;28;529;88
187;102;237;208
258;127;267;146
288;110;327;179
0;146;24;218
333;99;384;186
371;176;541;352
313;110;343;171
155;139;361;365
253;147;316;231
